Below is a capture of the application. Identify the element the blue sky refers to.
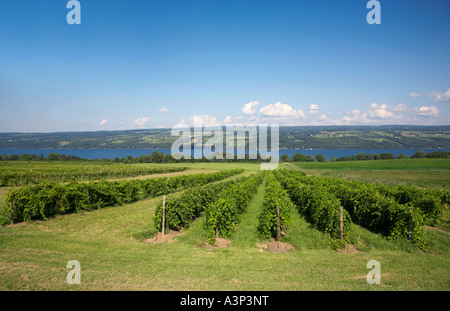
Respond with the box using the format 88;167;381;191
0;0;449;132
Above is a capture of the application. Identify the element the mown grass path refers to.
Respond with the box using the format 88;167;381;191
230;175;266;248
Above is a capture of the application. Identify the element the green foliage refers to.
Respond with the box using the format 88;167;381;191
5;169;244;224
0;165;187;187
152;180;232;232
257;171;294;240
372;185;446;225
314;154;327;162
275;170;351;241
397;153;409;159
204;172;265;245
412;150;426;158
425;151;449;158
276;169;429;249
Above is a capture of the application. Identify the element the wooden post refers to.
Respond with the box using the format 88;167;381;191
409;206;412;241
161;195;166;236
276;204;281;243
339;206;344;240
213;205;219;240
10;194;14;224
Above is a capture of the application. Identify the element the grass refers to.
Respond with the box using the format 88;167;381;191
293;158;450;189
134;162;273;171
295;158;450;171
1;192;448;290
0;161;449;290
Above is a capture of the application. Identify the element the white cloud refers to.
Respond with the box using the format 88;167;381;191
308;104;320;114
133;117;150;127
391;103;408;112
413;106;439;117
427;88;450;101
259;101;306;119
242;101;260;115
99;119;107;125
409;92;422;98
365;103;404;120
178;115;220;126
223;116;233;124
337;103;406;125
319;114;327;120
366;103;394;119
342;110;364;123
158;107;169;113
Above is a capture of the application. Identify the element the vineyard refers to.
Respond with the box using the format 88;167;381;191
4;164;448;251
3;169;243;223
0;162;188;186
147;167;448;251
274;169;443;249
0;161;449;290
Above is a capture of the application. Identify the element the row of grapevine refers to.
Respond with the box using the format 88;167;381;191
5;169;244;223
257;171;294;240
274;170;352;241
205;171;265;244
152;177;244;233
276;169;427;247
286;172;448;226
0;166;187;187
373;185;448;226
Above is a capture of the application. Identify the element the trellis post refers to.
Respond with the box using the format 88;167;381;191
409;206;413;241
213;205;219;240
276;204;281;243
10;194;15;224
161;195;166;236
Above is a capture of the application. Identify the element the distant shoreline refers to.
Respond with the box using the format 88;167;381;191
1;148;449;161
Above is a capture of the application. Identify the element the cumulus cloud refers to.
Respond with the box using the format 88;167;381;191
99;119;107;125
409;92;422;98
308;104;320;114
342;110;363;122
178;115;222;126
413;106;439;117
223;116;233;124
259;102;306;119
335;103;406;125
310;101;443;126
427;88;450;102
364;103;405;120
133;117;150;127
391;103;408;112
158;107;169;113
242;101;260;115
367;103;396;119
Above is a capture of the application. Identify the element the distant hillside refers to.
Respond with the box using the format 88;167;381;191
0;125;449;150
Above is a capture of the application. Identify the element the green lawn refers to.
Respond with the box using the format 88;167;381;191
0;164;449;291
294;158;450;171
134;162;279;171
292;158;450;189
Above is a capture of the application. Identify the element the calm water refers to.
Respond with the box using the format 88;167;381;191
0;148;448;160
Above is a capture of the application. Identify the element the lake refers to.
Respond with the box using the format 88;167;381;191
0;148;448;161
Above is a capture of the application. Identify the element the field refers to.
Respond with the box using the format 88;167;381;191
293;158;450;189
0;160;449;291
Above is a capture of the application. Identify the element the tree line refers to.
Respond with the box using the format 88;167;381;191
1;150;448;164
0;151;275;164
280;150;449;163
